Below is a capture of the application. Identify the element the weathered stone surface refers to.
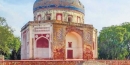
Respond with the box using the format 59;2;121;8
82;60;107;65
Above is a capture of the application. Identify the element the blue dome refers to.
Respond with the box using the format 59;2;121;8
33;0;84;14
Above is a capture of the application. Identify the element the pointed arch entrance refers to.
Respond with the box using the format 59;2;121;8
34;36;50;59
37;37;49;48
66;32;83;59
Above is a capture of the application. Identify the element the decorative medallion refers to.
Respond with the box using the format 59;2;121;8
35;35;38;38
35;34;50;40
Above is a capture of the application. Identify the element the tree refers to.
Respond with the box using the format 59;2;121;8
0;17;21;59
0;17;13;55
120;22;130;59
10;37;21;60
98;24;130;60
0;17;7;26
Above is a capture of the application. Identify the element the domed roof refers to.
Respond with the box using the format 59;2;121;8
33;0;84;14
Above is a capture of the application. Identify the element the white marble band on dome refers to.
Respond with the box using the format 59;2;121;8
34;9;84;23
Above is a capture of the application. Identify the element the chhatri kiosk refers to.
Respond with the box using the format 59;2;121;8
21;0;98;60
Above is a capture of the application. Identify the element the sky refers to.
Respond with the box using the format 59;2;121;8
0;0;130;36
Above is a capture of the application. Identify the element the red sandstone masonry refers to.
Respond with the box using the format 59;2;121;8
0;60;130;65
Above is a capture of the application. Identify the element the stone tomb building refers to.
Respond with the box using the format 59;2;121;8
21;0;98;60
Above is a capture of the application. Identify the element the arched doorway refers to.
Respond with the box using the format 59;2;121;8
37;37;49;48
35;37;49;59
66;32;82;59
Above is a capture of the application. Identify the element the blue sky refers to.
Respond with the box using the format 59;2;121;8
0;0;130;36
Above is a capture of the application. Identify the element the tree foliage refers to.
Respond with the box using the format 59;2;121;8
0;17;21;59
98;22;130;60
10;37;21;60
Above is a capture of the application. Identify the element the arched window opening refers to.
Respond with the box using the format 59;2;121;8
56;13;62;20
77;16;81;23
68;17;71;22
47;16;51;20
37;15;41;22
68;15;73;22
68;42;72;48
46;14;51;20
36;37;49;48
